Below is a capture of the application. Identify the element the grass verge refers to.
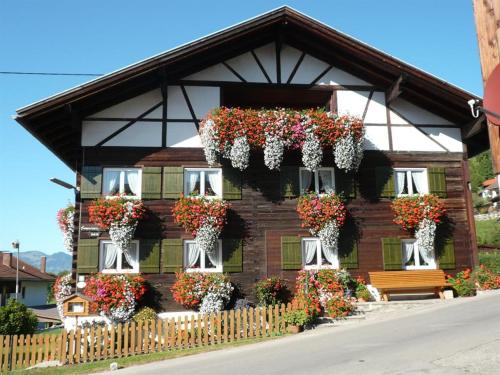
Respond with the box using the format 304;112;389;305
479;251;500;274
475;219;500;246
8;334;284;375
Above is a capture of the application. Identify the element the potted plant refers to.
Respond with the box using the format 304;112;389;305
283;310;313;334
355;277;371;302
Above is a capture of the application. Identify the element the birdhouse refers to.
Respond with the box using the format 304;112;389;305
62;293;92;317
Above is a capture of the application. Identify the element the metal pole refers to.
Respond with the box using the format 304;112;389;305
16;243;19;301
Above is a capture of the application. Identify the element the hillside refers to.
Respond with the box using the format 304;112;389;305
18;251;71;275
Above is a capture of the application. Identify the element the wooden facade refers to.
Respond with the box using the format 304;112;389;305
15;7;487;310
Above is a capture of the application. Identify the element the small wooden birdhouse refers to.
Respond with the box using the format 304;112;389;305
62;293;92;317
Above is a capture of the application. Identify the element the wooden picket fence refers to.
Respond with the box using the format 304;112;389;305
0;302;303;371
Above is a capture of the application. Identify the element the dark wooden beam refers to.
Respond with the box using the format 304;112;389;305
386;73;408;105
462;114;486;140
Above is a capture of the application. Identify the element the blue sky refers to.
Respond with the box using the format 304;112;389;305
0;0;483;254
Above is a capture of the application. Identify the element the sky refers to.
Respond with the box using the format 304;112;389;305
0;0;483;254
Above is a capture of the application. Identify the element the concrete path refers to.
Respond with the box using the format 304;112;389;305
100;292;500;375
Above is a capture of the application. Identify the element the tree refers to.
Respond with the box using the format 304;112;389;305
469;150;494;192
0;299;38;335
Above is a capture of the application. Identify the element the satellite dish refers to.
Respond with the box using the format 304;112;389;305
484;63;500;125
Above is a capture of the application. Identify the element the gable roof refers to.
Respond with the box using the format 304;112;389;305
0;253;55;282
14;6;488;169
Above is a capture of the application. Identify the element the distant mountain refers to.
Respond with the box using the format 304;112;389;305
18;251;72;275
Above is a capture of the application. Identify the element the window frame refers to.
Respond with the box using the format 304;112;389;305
301;237;339;270
99;240;140;274
102;167;142;199
401;238;436;270
299;167;336;195
183;168;223;199
183;239;223;273
393;168;428;197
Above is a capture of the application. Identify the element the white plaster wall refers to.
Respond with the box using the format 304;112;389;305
167;85;191;118
184;86;220;119
280;44;302;82
184;63;239;82
166;122;202;147
316;67;371;86
364;92;387;124
390;98;452;125
89;89;163;119
82;121;127;146
226;52;267;83
392;127;444;152
364;126;390;150
103;122;162;147
254;43;276;82
421;127;463;152
21;282;49;307
337;90;371;118
290;54;330;84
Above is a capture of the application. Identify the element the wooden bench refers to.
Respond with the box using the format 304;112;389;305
369;270;447;302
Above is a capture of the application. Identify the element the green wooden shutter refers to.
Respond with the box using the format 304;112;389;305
382;237;403;270
222;168;242;200
375;167;395;198
81;166;102;199
281;236;302;270
141;167;162;199
222;239;243;273
139;239;160;273
438;239;455;270
335;169;356;198
77;239;99;273
428;167;447;198
162;239;183;273
162;167;184;199
339;242;358;269
280;167;300;199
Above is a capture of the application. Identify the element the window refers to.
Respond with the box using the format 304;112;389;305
300;168;335;195
99;240;139;273
301;238;339;269
184;240;222;272
103;168;142;198
402;239;436;270
184;168;222;198
394;168;428;196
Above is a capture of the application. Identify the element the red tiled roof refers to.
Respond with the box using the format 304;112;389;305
0;253;55;282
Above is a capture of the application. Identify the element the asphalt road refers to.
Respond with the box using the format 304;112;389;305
102;293;500;375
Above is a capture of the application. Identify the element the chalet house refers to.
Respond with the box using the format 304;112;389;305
480;178;499;208
15;7;488;309
0;253;55;307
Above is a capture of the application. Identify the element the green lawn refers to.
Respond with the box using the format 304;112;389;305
475;219;500;246
479;252;500;274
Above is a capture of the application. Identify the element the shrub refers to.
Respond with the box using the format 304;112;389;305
254;277;289;306
479;252;500;274
133;307;158;323
171;272;233;312
447;269;476;297
0;299;38;335
355;277;371;301
325;296;355;318
283;310;313;327
472;265;500;290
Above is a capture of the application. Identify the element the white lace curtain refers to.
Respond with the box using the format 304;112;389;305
402;241;414;266
207;172;222;196
321;241;337;266
303;240;317;265
206;246;221;267
103;243;118;269
418;244;434;267
186;172;200;195
186;242;201;268
411;171;425;195
396;171;407;196
122;243;136;268
318;170;334;193
301;170;313;193
126;170;140;196
104;171;120;195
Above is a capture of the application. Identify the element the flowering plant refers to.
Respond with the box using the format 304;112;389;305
172;195;229;253
254;277;289;306
472;265;500;290
446;269;476;297
57;205;75;252
392;194;445;257
171;272;233;312
200;107;364;172
293;269;354;317
83;273;147;322
53;273;72;319
88;196;146;253
325;295;355;318
297;193;346;254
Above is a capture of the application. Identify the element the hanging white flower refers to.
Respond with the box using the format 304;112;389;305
334;135;356;171
63;210;74;252
200;119;219;166
109;222;137;254
195;217;221;254
199;280;233;314
264;134;285;170
230;136;250;170
415;218;437;257
302;131;323;171
54;273;72;319
318;220;340;255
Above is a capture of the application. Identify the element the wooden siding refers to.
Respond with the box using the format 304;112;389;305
77;148;474;310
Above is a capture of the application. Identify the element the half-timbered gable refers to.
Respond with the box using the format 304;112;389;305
15;7;488;309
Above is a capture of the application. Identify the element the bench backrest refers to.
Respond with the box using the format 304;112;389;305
369;270;447;288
